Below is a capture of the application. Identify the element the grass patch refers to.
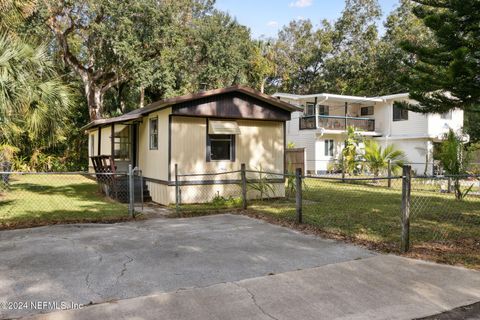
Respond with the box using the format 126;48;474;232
0;174;132;229
172;195;243;217
249;178;480;269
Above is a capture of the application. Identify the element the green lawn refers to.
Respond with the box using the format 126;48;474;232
0;174;130;229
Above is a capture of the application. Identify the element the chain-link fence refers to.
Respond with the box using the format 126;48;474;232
409;175;480;265
174;163;479;266
0;167;145;230
303;159;480;178
174;166;244;215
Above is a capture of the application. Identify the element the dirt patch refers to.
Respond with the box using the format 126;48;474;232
0;215;145;231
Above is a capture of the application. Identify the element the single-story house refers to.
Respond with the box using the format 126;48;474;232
83;86;300;205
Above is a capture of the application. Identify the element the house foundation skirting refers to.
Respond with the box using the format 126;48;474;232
144;179;285;205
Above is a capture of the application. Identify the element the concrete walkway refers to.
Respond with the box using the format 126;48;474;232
25;255;480;320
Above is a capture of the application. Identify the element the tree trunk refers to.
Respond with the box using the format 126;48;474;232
454;178;462;200
85;82;103;120
260;78;266;93
140;85;145;108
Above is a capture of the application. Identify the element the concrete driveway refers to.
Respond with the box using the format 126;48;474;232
0;214;374;319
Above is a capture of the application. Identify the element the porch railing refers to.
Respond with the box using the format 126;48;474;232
299;115;375;132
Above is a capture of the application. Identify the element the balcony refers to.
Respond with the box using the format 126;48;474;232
299;115;375;132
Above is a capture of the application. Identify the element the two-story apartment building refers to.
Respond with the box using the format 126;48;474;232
273;92;464;175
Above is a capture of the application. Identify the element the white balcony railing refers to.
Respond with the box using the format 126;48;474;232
299;115;375;132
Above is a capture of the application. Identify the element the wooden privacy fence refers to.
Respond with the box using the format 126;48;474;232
286;148;305;174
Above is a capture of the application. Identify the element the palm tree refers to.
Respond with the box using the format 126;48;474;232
0;33;74;148
363;140;406;176
0;0;37;32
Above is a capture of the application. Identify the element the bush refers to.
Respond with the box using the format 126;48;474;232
211;194;242;207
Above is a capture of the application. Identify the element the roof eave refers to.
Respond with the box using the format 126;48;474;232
80;114;143;131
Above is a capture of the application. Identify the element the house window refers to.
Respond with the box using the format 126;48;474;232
393;105;408;121
207;135;235;161
305;103;315;116
90;134;95;155
149;118;158;150
361;106;374;116
114;126;131;161
441;111;452;120
318;105;329;116
324;139;334;157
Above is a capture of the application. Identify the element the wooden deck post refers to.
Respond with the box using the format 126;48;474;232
241;163;247;210
296;168;303;224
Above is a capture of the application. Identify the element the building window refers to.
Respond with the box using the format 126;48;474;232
90;134;95;155
114;126;131;161
318;105;329;116
393;105;408;121
305;103;315;116
207;135;235;161
441;111;452;120
361;106;374;116
149;118;158;150
324;139;334;157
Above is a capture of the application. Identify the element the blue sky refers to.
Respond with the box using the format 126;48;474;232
214;0;401;39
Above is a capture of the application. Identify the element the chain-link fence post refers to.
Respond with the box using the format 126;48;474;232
296;167;303;223
341;155;346;183
241;163;247;210
175;164;180;215
401;165;412;253
128;164;135;218
387;159;392;188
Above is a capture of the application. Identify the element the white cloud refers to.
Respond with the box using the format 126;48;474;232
266;20;279;28
289;0;312;8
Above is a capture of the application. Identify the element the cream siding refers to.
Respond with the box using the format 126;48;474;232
138;108;171;181
87;130;97;170
145;181;173;205
100;126;112;156
170;117;284;176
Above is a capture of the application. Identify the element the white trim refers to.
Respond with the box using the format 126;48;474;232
378;93;409;100
272;92;383;104
273;92;412;103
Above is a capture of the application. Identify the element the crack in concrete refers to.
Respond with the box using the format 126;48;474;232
233;283;280;320
116;254;134;282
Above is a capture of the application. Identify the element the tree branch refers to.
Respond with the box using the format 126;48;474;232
44;1;89;80
101;75;127;94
